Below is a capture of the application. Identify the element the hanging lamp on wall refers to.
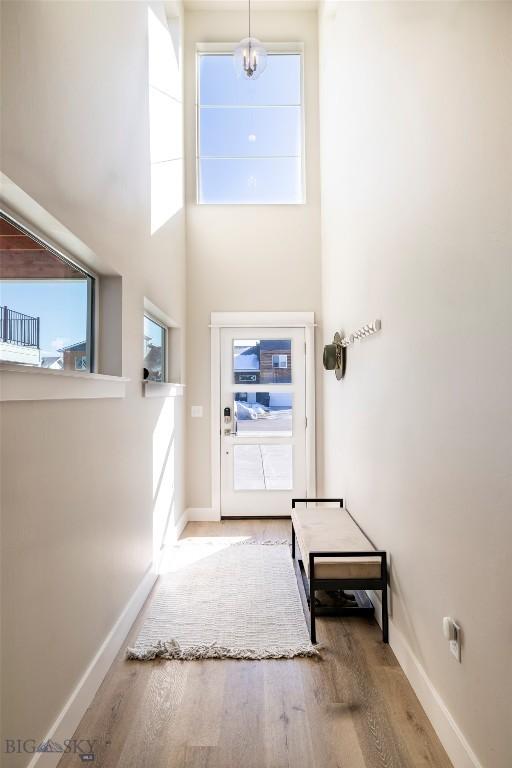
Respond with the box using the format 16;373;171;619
233;0;267;80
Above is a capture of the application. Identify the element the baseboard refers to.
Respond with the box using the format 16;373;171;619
367;590;482;768
174;509;189;538
221;515;292;520
27;566;157;768
186;507;220;521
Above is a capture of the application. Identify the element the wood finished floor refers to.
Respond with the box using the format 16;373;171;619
58;520;452;768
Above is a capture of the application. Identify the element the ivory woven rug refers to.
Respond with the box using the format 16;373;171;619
127;539;317;661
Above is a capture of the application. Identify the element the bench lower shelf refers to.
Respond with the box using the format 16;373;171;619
294;554;374;612
314;589;375;617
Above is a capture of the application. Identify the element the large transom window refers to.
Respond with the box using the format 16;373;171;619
197;48;304;204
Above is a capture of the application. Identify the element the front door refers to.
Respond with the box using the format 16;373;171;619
220;327;307;517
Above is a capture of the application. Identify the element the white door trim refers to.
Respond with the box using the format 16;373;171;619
210;311;316;519
210;311;316;329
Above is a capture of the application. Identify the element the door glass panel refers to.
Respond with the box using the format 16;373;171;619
233;339;292;384
233;444;292;491
234;392;292;437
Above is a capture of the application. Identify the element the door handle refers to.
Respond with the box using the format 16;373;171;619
223;405;237;436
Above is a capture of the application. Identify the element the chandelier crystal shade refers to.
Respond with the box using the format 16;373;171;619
233;1;267;80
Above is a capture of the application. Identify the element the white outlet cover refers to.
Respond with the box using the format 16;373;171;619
191;405;203;418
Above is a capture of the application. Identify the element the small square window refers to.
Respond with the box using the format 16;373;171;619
272;354;288;369
144;315;166;382
197;51;304;204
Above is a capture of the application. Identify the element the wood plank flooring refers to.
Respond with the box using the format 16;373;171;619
57;520;452;768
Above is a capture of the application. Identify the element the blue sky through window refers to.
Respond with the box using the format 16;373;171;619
199;54;301;106
198;53;303;204
0;280;88;356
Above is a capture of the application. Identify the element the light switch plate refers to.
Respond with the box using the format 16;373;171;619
191;405;203;418
450;621;461;662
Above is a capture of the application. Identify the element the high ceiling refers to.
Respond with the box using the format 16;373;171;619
182;1;319;12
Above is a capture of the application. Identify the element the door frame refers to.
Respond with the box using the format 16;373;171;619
210;311;316;520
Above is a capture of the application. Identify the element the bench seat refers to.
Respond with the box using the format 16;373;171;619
291;507;381;580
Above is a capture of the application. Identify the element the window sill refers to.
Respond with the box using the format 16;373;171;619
195;201;306;207
0;364;129;401
143;381;185;398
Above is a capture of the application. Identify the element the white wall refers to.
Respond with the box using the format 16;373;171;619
184;7;322;511
0;2;186;765
319;3;512;767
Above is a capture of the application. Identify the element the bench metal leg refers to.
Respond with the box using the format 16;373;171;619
309;554;317;644
310;586;316;644
291;523;295;560
382;583;389;643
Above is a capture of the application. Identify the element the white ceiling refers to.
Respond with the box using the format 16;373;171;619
183;0;319;12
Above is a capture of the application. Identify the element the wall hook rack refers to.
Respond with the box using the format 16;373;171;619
342;318;381;347
323;319;382;379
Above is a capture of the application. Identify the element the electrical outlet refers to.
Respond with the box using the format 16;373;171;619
191;405;203;418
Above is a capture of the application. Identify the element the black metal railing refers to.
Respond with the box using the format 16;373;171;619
1;306;40;348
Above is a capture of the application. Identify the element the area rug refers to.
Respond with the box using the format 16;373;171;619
127;539;317;660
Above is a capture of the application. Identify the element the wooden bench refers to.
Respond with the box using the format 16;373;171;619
291;498;388;644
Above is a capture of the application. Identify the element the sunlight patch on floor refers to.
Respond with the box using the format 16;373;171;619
158;535;252;575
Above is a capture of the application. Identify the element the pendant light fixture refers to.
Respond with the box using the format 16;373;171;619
233;0;267;80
